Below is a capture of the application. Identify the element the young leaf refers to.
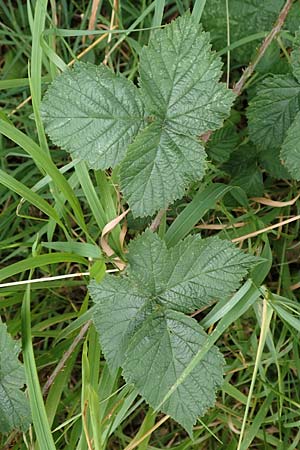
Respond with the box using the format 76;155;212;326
281;110;300;180
120;14;234;216
41;63;144;169
0;319;31;433
122;309;224;436
90;231;257;433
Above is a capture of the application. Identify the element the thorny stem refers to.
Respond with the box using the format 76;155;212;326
233;0;294;95
150;209;165;232
202;0;295;143
42;320;92;395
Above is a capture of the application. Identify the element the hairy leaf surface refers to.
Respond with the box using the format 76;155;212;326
123;310;224;435
41;63;144;169
281;110;300;180
89;276;150;370
120;122;206;217
139;15;234;135
90;231;256;433
126;231;257;313
0;320;31;433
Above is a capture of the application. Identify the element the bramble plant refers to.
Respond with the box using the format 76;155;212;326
1;0;300;448
40;14;257;434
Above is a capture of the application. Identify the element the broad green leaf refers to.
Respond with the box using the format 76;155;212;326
281;110;300;180
248;76;300;151
127;231;257;313
89;276;151;370
247;75;300;177
120;122;206;217
41;62;144;169
0;319;31;433
123;310;224;435
139;15;234;135
291;31;300;84
90;231;256;433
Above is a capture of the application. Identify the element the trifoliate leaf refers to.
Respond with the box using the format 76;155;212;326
120;14;234;216
281;110;300;180
0;319;31;433
89;276;151;370
41;63;144;169
291;31;300;83
123;310;224;436
90;231;256;433
139;14;234;136
247;75;300;177
120;122;207;217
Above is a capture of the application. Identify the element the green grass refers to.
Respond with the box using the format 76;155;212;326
1;0;300;449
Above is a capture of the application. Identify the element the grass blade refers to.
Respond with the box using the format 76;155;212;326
22;284;56;450
165;183;232;247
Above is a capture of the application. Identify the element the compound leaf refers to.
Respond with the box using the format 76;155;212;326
123;309;224;436
0;319;31;433
90;231;256;433
41;62;144;169
281;110;300;180
120;122;206;217
120;14;234;216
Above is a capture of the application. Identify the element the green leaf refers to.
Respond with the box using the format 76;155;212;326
291;31;300;84
138;15;234;135
120;14;234;216
41;62;144;169
90;231;256;432
127;231;257;313
247;75;300;177
206;121;239;164
120;122;206;217
89;276;151;370
223;144;264;196
0;319;31;433
123;310;224;436
280;110;300;180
